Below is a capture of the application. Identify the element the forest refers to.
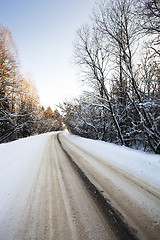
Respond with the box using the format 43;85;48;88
0;0;159;154
0;25;63;143
60;0;160;153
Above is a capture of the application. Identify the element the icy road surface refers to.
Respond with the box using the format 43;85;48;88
0;132;160;240
0;133;117;240
60;132;160;240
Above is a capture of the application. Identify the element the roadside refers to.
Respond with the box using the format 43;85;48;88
59;132;160;240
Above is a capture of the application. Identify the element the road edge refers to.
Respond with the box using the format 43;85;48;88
57;133;139;240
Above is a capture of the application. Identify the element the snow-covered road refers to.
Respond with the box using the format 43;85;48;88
0;131;160;240
0;133;118;239
60;132;160;240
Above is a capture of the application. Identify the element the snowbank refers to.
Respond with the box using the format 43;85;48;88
63;131;160;189
0;132;53;237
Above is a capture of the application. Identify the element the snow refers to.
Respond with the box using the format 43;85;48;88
0;132;53;238
0;130;160;238
64;131;160;189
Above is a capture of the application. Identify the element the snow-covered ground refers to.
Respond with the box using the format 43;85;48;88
0;132;52;202
0;132;53;202
1;130;160;201
64;131;160;190
0;132;53;239
0;131;160;239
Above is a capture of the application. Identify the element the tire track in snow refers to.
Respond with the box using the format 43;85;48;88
59;133;160;240
13;133;117;240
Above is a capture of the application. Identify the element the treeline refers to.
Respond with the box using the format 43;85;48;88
60;0;160;153
0;25;63;143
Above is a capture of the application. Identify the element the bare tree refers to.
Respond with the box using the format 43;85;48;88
137;0;160;56
74;24;125;144
0;25;20;142
93;0;160;153
138;0;160;34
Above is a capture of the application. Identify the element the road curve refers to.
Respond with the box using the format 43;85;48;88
59;133;160;240
5;133;119;240
1;132;159;240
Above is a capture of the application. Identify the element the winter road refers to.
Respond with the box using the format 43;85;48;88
0;132;160;240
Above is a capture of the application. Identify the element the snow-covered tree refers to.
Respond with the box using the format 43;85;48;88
74;24;125;144
0;25;20;142
0;24;62;143
67;0;160;153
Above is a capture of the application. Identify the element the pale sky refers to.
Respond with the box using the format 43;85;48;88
0;0;95;109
